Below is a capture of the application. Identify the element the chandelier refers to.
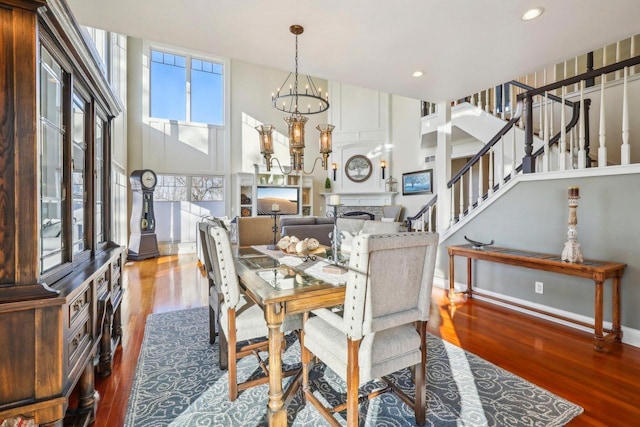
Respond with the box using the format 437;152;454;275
257;25;333;175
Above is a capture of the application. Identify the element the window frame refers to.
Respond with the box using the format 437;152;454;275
148;46;225;126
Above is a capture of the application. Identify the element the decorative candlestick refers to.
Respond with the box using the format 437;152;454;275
327;202;343;265
561;186;583;263
267;209;280;250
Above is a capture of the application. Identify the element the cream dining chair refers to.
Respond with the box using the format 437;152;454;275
301;232;439;426
207;223;303;400
198;221;219;345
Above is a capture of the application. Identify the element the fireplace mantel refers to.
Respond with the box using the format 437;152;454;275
320;192;397;207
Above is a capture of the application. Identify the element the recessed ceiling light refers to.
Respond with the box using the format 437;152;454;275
412;71;424;78
522;7;544;21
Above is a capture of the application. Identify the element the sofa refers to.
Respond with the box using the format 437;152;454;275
279;216;335;246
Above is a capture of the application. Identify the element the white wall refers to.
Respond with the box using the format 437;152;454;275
327;81;431;221
126;37;231;249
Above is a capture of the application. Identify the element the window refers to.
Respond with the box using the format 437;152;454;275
40;47;66;273
95;116;106;245
154;174;224;202
72;94;88;255
150;49;223;125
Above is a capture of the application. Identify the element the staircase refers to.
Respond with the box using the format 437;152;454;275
410;54;640;240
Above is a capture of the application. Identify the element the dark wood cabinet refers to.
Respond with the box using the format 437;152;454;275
0;1;124;425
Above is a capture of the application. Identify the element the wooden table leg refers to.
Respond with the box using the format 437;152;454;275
448;252;455;301
594;279;604;351
612;275;623;342
466;257;473;297
266;303;287;427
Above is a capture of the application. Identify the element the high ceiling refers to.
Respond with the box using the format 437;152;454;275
67;0;640;102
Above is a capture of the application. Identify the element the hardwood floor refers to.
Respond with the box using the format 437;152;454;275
94;254;640;426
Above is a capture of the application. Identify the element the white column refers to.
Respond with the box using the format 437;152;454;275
631;36;637;75
488;147;494;195
621;67;630;165
501;84;506;120
486;89;491;113
477;157;483;206
616;41;622;80
511;128;517;178
598;75;607;167
578;81;587;169
496;135;504;189
543;91;550;172
435;101;452;232
538;93;544;141
468;166;473;211
458;175;465;220
559;86;567;171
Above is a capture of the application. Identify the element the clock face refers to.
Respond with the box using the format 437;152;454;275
141;170;156;189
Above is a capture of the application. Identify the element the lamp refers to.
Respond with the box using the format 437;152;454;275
258;25;333;174
380;160;387;179
331;162;337;181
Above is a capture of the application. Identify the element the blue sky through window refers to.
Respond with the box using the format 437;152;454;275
150;50;223;125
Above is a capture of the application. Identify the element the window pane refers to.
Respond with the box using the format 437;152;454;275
40;47;65;273
150;50;186;121
40;49;63;127
191;59;223;125
155;174;188;201
95;118;105;244
72;96;87;254
191;176;223;201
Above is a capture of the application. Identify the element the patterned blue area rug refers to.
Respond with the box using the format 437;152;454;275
124;307;582;426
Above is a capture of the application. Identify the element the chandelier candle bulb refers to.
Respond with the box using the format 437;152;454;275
272;203;280;211
329;195;340;206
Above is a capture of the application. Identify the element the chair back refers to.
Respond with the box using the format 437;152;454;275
198;222;216;279
237;216;278;246
382;205;403;222
344;232;438;340
208;224;242;308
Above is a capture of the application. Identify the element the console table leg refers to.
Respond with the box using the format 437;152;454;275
594;279;604;351
448;253;455;300
612;276;623;342
466;258;473;297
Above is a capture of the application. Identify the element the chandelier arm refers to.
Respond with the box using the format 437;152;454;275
301;157;326;175
270;157;295;176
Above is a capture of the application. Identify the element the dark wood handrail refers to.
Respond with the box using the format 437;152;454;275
523;55;640;98
406;195;437;232
447;97;524;188
510;80;576;107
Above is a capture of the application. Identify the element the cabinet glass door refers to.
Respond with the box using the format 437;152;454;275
95;116;105;245
40;47;66;272
72;95;88;254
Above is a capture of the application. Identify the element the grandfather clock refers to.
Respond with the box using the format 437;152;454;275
128;169;160;260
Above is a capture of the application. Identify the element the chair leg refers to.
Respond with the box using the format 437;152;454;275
346;338;361;427
414;321;427;426
227;308;238;401
209;303;216;344
301;314;310;400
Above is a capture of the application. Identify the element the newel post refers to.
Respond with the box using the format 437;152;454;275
522;95;535;173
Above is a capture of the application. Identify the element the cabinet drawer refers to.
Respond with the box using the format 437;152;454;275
95;269;108;299
111;257;122;280
67;317;92;374
68;287;92;329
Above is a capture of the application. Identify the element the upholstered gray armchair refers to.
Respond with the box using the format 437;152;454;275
208;224;303;401
302;232;439;426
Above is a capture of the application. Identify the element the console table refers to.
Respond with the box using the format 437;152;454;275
447;244;626;351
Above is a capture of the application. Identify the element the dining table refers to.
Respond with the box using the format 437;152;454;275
233;245;347;427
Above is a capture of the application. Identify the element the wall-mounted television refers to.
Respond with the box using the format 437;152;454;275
256;186;299;215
